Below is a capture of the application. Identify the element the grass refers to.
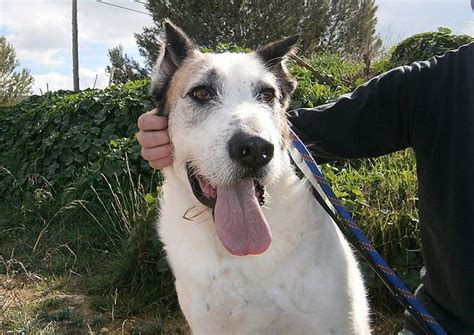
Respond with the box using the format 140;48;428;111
0;150;419;333
0;162;180;334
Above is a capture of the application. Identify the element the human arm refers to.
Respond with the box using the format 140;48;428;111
288;43;474;163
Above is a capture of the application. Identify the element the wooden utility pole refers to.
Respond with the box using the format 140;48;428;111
72;0;80;91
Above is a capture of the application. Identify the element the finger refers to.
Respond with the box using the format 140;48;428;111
137;130;170;148
141;144;172;161
149;156;174;170
138;112;168;131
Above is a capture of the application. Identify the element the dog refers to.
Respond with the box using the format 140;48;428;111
150;20;370;334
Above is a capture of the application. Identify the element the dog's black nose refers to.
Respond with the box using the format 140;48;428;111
229;133;274;168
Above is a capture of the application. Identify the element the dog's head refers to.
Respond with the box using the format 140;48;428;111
150;21;298;256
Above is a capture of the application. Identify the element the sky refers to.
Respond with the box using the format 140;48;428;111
0;0;473;94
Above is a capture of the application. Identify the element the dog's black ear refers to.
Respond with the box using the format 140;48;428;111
256;35;299;68
255;35;299;107
149;20;196;115
162;20;195;65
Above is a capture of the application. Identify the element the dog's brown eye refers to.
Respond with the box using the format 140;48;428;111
257;90;274;103
193;87;212;101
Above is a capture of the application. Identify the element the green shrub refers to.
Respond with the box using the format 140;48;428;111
390;27;474;67
289;52;367;108
0;80;155;196
370;55;393;77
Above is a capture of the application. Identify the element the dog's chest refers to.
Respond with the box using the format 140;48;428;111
157;174;364;333
182;269;287;318
173;251;330;334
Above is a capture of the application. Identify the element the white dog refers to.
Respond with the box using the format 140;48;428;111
151;21;370;335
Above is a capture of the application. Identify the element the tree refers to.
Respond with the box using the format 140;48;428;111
105;45;148;85
135;0;330;69
321;0;382;67
355;0;382;77
390;27;474;67
0;36;34;106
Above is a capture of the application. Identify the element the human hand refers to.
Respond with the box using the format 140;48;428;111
137;109;173;169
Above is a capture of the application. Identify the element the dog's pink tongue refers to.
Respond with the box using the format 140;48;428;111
214;179;271;256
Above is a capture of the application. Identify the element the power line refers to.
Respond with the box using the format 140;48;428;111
134;0;149;5
95;0;151;16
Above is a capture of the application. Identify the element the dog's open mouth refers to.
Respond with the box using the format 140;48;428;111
187;164;272;256
188;168;266;207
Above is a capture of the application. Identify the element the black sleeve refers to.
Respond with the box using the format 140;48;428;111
288;42;474;163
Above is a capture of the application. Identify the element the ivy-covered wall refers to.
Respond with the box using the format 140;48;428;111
0;80;155;195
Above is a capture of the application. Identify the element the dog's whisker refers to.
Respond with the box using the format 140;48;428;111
261;55;285;68
182;205;209;221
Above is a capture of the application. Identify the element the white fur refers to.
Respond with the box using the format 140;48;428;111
156;51;370;335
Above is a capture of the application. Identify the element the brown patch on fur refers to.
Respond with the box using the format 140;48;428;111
162;51;208;115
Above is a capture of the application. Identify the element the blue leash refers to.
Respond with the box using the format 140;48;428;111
288;125;447;335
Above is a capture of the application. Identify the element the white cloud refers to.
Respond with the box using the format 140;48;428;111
0;0;153;66
33;67;110;94
461;19;474;35
78;1;154;48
